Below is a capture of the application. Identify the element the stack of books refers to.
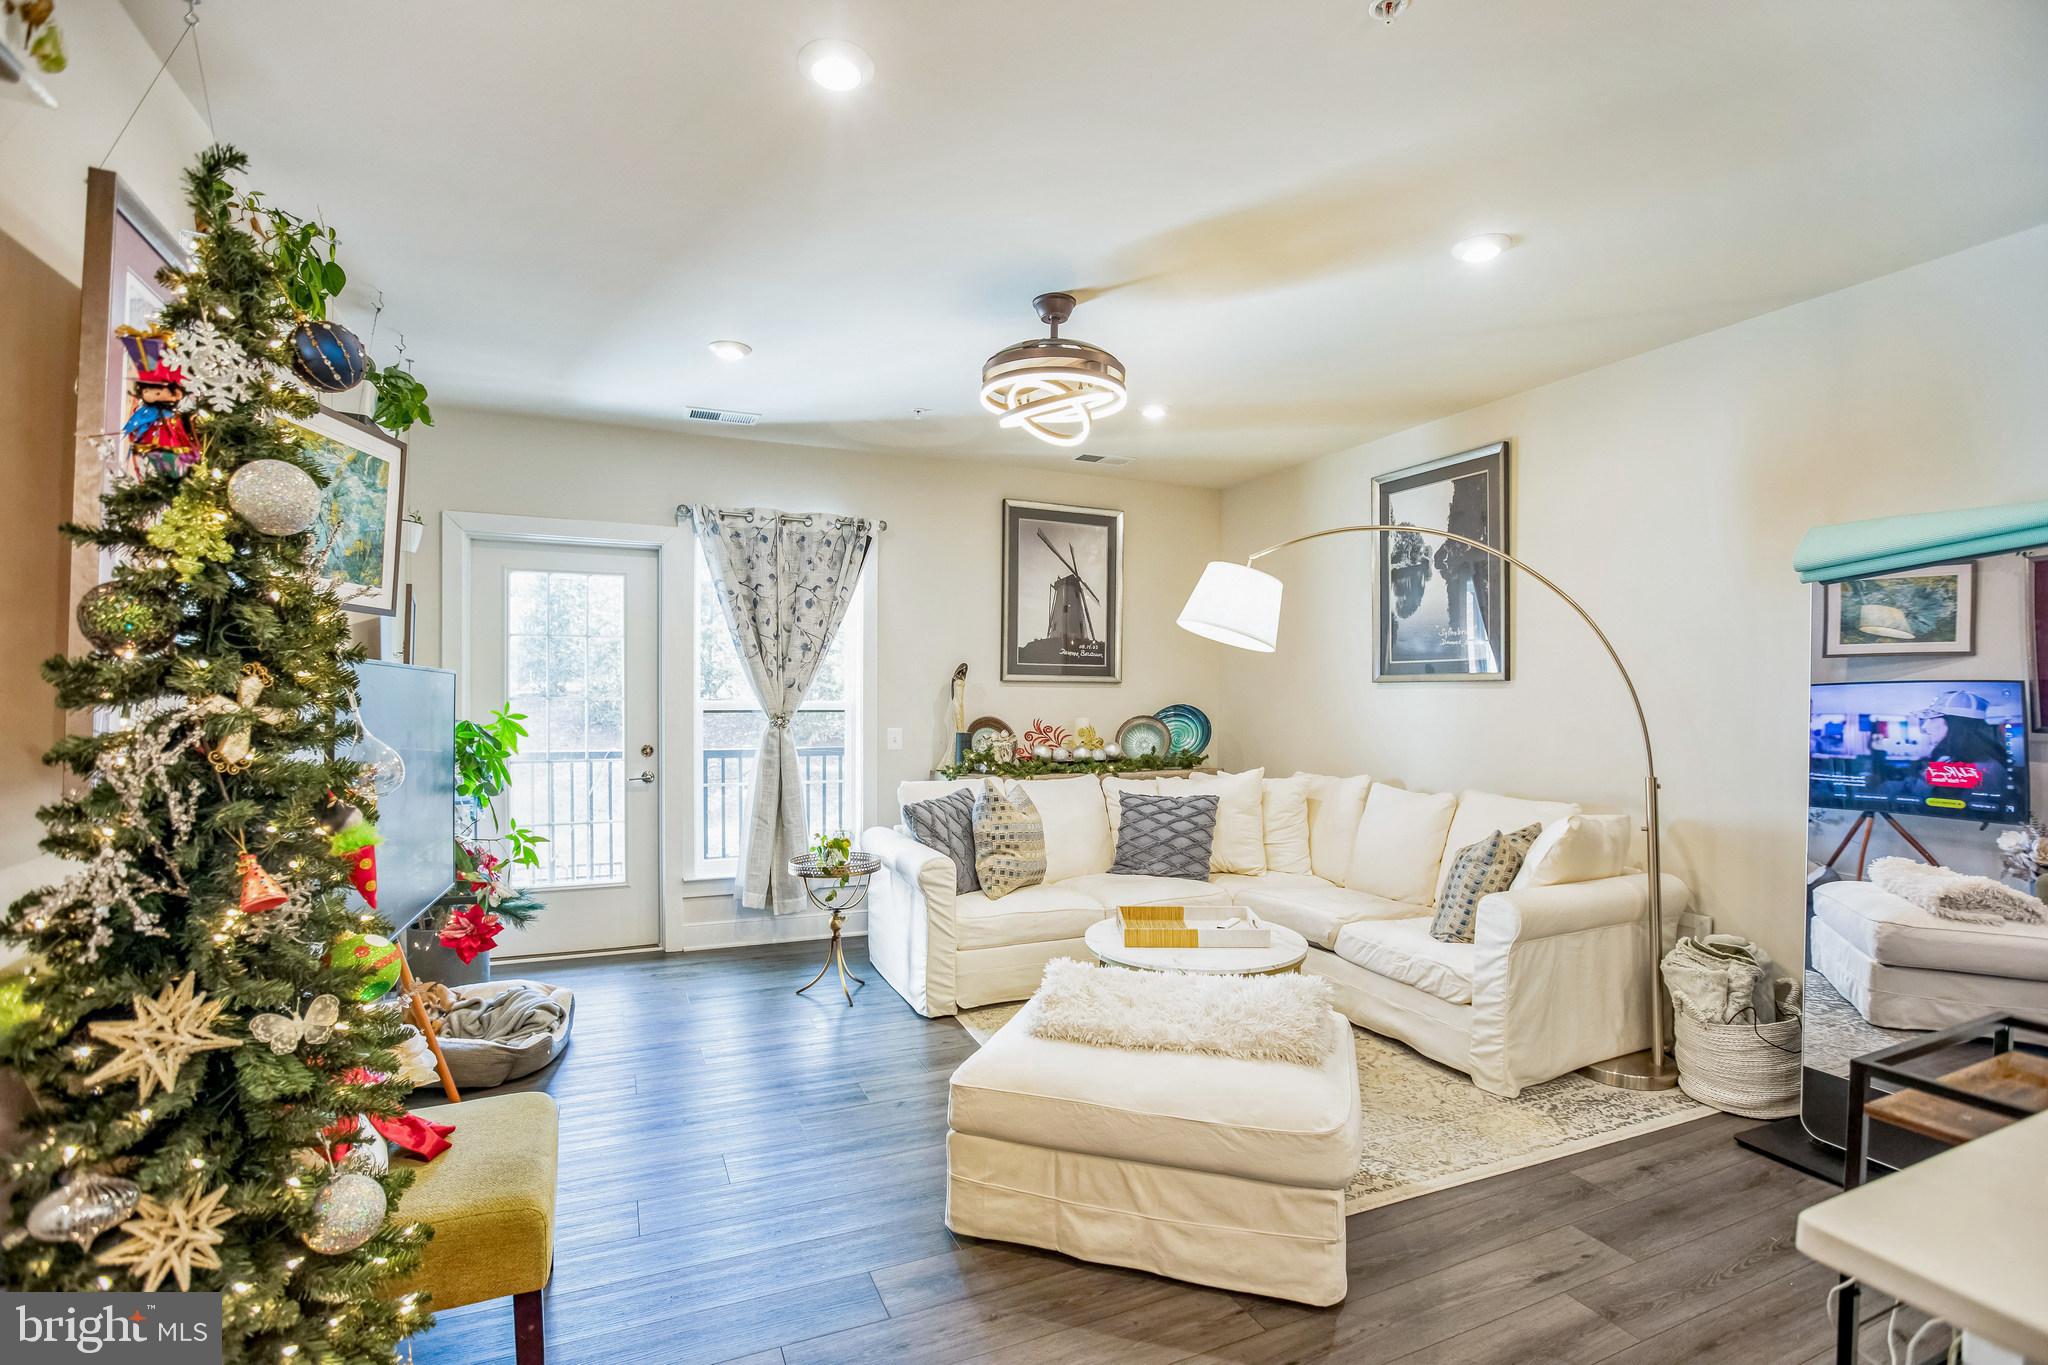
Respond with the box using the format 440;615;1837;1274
1118;905;1273;949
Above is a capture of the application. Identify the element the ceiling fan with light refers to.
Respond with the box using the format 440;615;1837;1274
979;293;1128;449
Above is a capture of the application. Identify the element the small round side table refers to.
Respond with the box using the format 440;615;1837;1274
788;850;881;1005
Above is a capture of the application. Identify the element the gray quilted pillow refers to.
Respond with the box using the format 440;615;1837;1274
1109;792;1219;880
1431;823;1544;943
904;787;979;894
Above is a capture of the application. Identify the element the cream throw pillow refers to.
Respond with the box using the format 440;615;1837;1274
1513;813;1633;888
972;780;1046;899
1261;777;1312;875
1017;776;1114;881
1294;772;1371;883
1182;768;1266;873
1345;785;1459;905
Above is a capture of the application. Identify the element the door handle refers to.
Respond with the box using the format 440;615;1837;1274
629;770;655;784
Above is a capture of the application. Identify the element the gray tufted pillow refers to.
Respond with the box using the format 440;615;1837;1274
1109;792;1219;881
904;787;980;894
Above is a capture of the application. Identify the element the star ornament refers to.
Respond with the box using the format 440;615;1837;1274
96;1185;236;1292
84;972;240;1101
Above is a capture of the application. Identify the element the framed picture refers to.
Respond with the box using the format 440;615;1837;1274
282;408;409;616
68;168;184;657
1001;499;1122;682
1822;562;1975;657
1373;441;1510;682
2031;556;2047;732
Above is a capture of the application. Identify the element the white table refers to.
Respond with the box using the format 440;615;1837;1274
1084;915;1308;976
1796;1110;2048;1362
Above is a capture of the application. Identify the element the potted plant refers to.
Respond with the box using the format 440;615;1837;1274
408;704;547;983
399;509;425;555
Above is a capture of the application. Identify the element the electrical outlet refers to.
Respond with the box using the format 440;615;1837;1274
886;727;903;751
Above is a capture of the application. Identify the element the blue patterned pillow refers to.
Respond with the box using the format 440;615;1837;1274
1430;823;1544;943
904;787;979;894
1109;793;1219;880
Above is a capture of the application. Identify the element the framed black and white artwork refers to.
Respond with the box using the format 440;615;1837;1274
1373;441;1510;682
1001;499;1123;683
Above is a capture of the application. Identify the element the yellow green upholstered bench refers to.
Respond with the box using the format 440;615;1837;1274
387;1091;559;1364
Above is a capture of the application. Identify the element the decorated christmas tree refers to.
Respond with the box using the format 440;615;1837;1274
1;146;432;1362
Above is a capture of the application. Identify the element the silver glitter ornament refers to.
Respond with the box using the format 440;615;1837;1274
302;1171;386;1254
26;1173;142;1248
227;460;320;536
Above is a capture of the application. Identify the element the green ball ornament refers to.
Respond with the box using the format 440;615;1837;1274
76;582;175;654
330;931;402;1003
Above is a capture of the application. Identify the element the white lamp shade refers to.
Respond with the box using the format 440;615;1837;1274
1177;561;1283;651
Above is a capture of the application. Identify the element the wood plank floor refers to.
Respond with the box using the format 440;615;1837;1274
406;941;1909;1365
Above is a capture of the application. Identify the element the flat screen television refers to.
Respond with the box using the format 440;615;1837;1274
355;660;456;930
1809;679;2030;823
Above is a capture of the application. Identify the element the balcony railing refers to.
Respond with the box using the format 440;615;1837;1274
702;746;847;862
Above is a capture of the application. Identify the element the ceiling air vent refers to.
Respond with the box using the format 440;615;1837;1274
685;406;760;426
1072;452;1132;468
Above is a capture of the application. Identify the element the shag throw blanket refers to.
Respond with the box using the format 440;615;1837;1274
1026;958;1335;1067
435;984;568;1043
1870;856;2048;926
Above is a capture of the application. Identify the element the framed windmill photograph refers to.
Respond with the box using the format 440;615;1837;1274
1001;499;1123;682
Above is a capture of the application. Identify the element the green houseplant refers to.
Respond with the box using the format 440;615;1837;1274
447;705;546;925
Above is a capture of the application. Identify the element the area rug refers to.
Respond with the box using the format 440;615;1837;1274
955;1002;1708;1213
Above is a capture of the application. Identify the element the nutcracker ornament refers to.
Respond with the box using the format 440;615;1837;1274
117;328;199;477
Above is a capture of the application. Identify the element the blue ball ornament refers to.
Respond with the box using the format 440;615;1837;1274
289;319;368;393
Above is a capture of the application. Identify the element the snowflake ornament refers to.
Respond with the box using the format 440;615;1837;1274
170;320;269;414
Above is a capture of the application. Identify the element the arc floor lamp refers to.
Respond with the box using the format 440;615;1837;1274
1177;526;1676;1091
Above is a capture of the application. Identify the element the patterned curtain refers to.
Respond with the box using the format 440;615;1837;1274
689;506;875;913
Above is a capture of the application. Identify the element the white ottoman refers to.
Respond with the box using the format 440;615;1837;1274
945;1002;1363;1306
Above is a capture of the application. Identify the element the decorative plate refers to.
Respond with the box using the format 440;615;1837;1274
1115;715;1172;759
966;716;1009;753
1154;703;1211;755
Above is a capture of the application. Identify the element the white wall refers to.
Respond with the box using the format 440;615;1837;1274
0;2;209;288
402;406;1224;948
1215;225;2048;969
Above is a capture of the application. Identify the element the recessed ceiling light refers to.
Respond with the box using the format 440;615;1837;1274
708;340;752;362
1141;404;1167;421
799;39;873;92
1451;234;1512;265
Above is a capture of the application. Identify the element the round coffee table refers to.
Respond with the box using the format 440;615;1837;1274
1084;915;1309;976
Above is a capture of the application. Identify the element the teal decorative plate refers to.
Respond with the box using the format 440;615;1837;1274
1154;704;1211;755
1115;715;1172;759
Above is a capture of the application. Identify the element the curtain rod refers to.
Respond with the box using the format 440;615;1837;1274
677;505;888;532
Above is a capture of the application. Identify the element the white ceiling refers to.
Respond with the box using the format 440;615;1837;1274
125;0;2048;487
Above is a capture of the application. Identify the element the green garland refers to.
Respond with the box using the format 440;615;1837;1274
937;751;1208;780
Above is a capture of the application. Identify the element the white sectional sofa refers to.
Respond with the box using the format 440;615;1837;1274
862;770;1687;1098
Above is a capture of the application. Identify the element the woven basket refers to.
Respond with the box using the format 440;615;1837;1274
1672;1008;1802;1118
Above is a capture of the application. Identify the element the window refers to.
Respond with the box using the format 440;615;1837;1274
694;545;866;876
504;569;629;888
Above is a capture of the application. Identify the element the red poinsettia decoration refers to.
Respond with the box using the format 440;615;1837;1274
437;904;504;964
1020;719;1071;750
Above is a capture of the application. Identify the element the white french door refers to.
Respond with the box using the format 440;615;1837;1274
467;540;660;957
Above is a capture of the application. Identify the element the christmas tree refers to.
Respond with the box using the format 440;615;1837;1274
1;146;432;1362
